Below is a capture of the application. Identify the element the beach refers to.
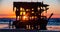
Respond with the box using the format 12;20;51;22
0;24;60;30
47;25;60;30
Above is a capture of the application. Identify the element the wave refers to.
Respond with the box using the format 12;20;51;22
0;18;60;25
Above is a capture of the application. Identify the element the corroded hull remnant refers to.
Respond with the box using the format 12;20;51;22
12;2;53;30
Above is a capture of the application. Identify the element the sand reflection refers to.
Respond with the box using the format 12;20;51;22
0;24;9;29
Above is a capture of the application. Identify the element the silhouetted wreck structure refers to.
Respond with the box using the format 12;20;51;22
13;2;53;30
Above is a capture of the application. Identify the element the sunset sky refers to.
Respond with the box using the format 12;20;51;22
0;0;60;18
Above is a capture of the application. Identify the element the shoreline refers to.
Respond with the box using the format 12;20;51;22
0;24;60;30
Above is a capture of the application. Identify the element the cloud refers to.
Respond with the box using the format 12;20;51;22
0;0;2;3
57;0;60;3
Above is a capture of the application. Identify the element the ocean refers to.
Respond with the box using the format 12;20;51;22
0;18;60;25
0;18;60;30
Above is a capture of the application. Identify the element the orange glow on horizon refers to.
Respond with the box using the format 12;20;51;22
0;0;60;18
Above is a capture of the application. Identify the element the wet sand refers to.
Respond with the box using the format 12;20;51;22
0;24;9;29
0;24;60;30
47;25;60;30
